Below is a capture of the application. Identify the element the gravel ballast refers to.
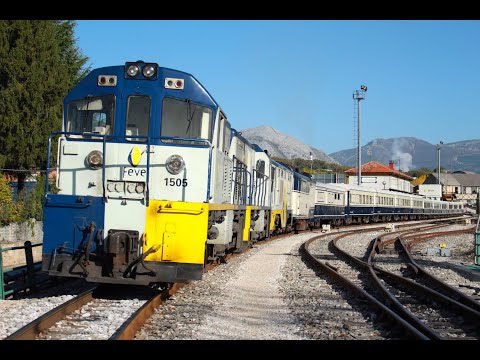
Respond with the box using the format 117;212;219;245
1;220;478;340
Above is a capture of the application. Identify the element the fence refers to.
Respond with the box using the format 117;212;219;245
0;241;42;299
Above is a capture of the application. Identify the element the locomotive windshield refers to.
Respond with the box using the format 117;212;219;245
126;95;151;142
66;94;115;137
161;97;213;144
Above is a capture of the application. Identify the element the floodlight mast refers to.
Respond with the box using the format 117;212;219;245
436;141;443;186
353;85;367;186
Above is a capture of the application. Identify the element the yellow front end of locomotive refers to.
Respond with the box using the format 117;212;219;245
144;200;208;264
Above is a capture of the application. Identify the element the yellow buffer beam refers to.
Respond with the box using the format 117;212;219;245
243;206;251;241
144;200;208;264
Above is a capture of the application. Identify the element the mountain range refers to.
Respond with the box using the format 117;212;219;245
240;126;480;173
239;126;338;164
329;137;480;173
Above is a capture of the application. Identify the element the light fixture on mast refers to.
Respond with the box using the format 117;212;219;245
353;85;367;186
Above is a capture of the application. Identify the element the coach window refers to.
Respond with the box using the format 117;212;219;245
256;160;265;177
318;192;325;202
217;115;224;150
161;97;213;145
217;114;230;153
126;95;150;142
224;122;231;153
66;94;115;138
304;182;310;193
294;177;299;191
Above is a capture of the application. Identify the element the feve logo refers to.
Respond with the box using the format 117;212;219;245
128;146;142;167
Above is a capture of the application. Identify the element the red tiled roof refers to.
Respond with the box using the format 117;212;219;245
345;161;414;181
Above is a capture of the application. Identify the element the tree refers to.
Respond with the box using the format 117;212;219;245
271;156;349;175
406;168;432;178
54;20;90;87
0;20;90;194
0;174;21;225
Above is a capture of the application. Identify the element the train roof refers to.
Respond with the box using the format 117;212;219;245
315;183;349;192
230;129;257;149
317;183;438;200
294;171;313;181
252;144;266;153
271;159;293;172
73;63;221;109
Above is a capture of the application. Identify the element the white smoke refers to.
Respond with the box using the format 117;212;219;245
391;139;413;172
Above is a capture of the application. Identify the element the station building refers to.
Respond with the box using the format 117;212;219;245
344;160;413;193
422;171;480;205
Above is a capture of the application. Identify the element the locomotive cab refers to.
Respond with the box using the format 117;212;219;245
42;61;217;285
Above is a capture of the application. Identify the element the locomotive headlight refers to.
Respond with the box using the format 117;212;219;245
107;182;115;192
86;150;103;169
126;64;140;77
135;183;145;194
142;64;156;78
115;182;124;192
126;183;136;193
165;154;185;175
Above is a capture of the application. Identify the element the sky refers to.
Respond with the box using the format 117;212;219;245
75;20;480;154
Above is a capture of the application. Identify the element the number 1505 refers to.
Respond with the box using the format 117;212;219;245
164;178;188;187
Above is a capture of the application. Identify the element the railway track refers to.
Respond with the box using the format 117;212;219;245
3;216;474;340
303;218;480;340
374;224;480;304
367;237;480;340
5;284;162;340
395;236;480;310
302;226;429;339
5;286;98;340
4;241;257;340
110;283;183;340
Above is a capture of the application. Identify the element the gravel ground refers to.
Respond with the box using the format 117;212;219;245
37;297;147;340
0;279;93;340
134;221;479;340
0;295;75;339
280;231;391;340
2;219;478;341
136;234;311;340
136;226;401;340
410;225;480;298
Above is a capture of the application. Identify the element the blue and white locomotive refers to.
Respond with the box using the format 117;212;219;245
42;61;301;286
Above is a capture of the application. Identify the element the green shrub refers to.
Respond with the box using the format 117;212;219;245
20;175;46;221
0;175;22;225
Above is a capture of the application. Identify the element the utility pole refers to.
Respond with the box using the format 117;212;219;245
436;141;443;199
436;141;443;184
353;85;367;186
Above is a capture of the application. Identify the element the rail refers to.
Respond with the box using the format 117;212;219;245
110;283;183;340
366;233;480;339
5;287;96;340
302;228;428;339
0;241;42;299
395;236;480;312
